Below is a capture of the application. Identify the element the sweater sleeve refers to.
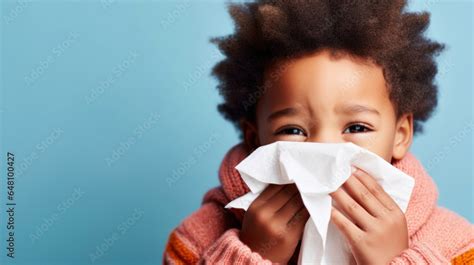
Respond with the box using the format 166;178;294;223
201;228;273;264
389;242;449;264
390;207;474;265
163;187;274;264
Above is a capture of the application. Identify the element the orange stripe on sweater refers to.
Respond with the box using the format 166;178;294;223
165;245;185;265
451;248;474;265
165;231;199;264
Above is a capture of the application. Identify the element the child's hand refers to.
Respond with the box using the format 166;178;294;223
239;183;310;264
330;168;409;265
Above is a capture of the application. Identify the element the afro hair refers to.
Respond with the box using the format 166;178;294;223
210;0;445;138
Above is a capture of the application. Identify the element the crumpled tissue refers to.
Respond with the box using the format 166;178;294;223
225;141;415;265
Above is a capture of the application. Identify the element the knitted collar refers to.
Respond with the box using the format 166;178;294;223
218;143;438;236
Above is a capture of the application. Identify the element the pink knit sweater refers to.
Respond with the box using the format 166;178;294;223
163;143;474;264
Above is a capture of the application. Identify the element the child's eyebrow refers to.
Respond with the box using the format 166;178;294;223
267;107;301;122
267;104;379;122
337;104;380;116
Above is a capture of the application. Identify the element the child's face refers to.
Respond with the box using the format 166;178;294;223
244;49;413;163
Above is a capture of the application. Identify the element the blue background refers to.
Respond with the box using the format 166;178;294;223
0;0;472;264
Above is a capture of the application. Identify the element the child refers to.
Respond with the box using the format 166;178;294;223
163;0;473;264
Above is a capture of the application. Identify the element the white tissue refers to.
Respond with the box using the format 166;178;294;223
225;141;415;265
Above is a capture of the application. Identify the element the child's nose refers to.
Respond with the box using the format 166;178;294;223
307;130;343;143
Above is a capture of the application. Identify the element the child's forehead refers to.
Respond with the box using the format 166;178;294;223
266;50;381;80
260;50;389;109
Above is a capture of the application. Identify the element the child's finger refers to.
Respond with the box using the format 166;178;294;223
287;206;310;234
254;184;285;204
266;184;299;212
330;206;364;245
352;168;399;212
275;191;305;220
342;175;386;218
330;187;374;231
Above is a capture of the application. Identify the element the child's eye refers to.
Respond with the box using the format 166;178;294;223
343;124;372;134
275;127;307;136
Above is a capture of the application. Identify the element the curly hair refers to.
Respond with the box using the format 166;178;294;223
210;0;445;138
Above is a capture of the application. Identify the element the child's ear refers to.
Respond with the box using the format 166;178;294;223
240;119;260;152
392;113;414;160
